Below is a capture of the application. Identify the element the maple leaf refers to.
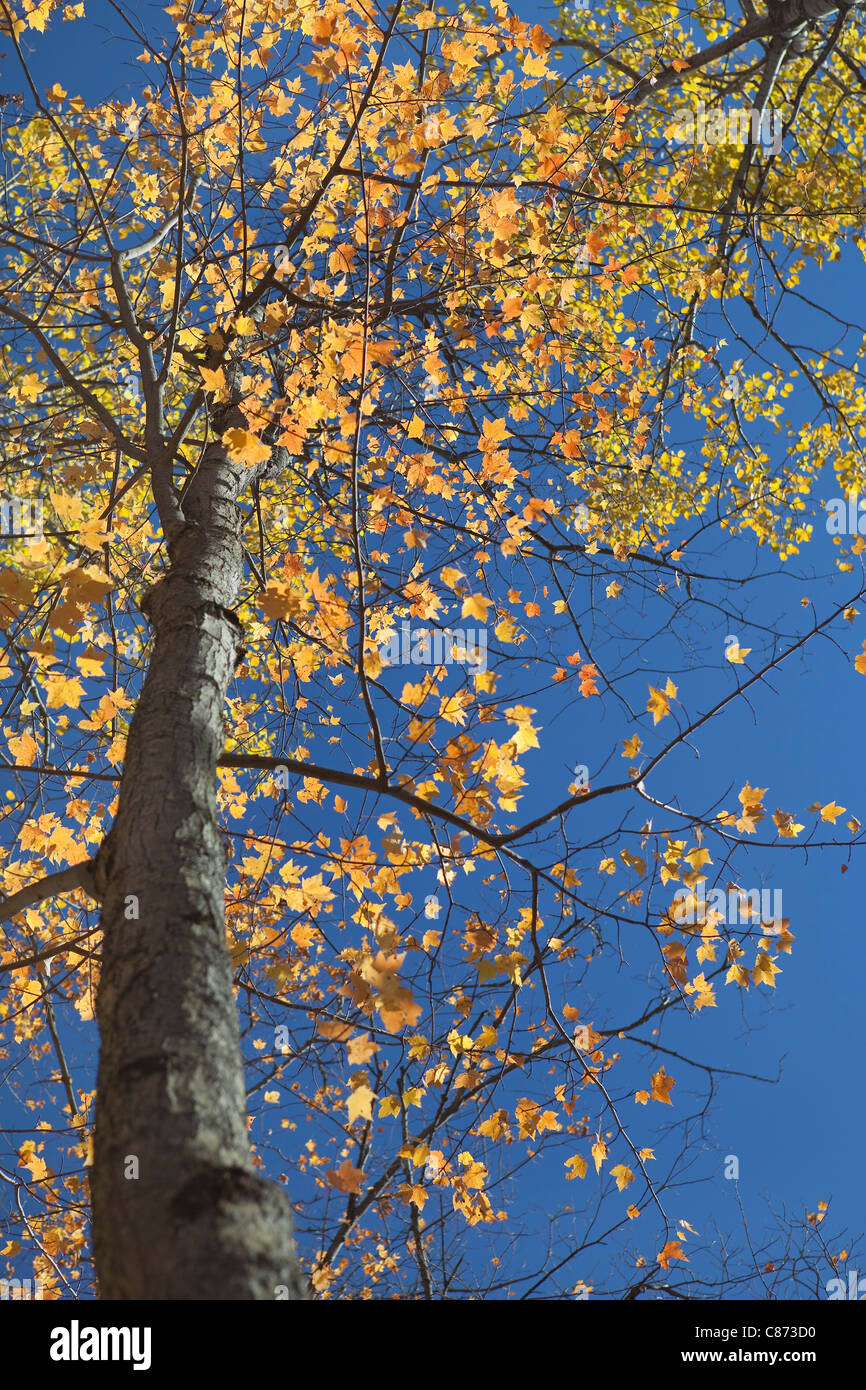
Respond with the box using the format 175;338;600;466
650;1065;675;1104
646;678;677;724
326;1160;364;1194
610;1163;634;1191
346;1033;379;1065
579;663;599;697
737;782;767;833
504;704;539;753
44;674;85;709
772;808;804;838
753;952;781;988
346;1082;375;1124
725;643;751;664
657;1239;689;1269
223;427;271;467
565;1154;588;1180
316;1018;353;1042
591;1137;608;1173
7;730;38;766
685;973;716;1010
462;593;494;622
199;365;227;394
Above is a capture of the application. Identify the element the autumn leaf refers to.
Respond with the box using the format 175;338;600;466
657;1240;689;1269
650;1065;675;1105
7;730;38;766
346;1082;375;1124
753;952;781;988
579;663;599;697
646;678;677;724
199;365;227;394
610;1163;634;1191
725;643;751;664
326;1160;364;1194
44;674;85;709
462;594;494;622
223;427;271;467
346;1033;379;1065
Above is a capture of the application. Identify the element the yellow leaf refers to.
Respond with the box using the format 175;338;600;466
199;365;227;394
685;972;716;1009
726;643;751;664
753;951;781;988
44;674;85;709
223;428;271;467
7;731;38;766
591;1137;608;1173
772;808;804;838
647;678;677;724
565;1153;588;1180
440;566;465;591
347;1083;375;1123
650;1065;675;1104
610;1163;634;1191
461;593;493;622
346;1033;379;1065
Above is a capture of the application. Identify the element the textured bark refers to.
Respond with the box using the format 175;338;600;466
91;443;307;1299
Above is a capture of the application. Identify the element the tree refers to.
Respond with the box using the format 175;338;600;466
0;0;863;1300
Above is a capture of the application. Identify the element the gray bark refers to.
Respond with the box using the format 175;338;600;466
90;438;307;1299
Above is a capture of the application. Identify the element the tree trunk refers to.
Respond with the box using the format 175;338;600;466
90;441;307;1299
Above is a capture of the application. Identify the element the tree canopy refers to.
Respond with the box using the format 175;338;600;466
0;0;864;1300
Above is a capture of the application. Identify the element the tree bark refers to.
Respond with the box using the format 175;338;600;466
90;440;307;1299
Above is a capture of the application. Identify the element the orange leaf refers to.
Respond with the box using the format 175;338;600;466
650;1065;675;1104
223;428;271;467
657;1239;689;1269
326;1159;364;1194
